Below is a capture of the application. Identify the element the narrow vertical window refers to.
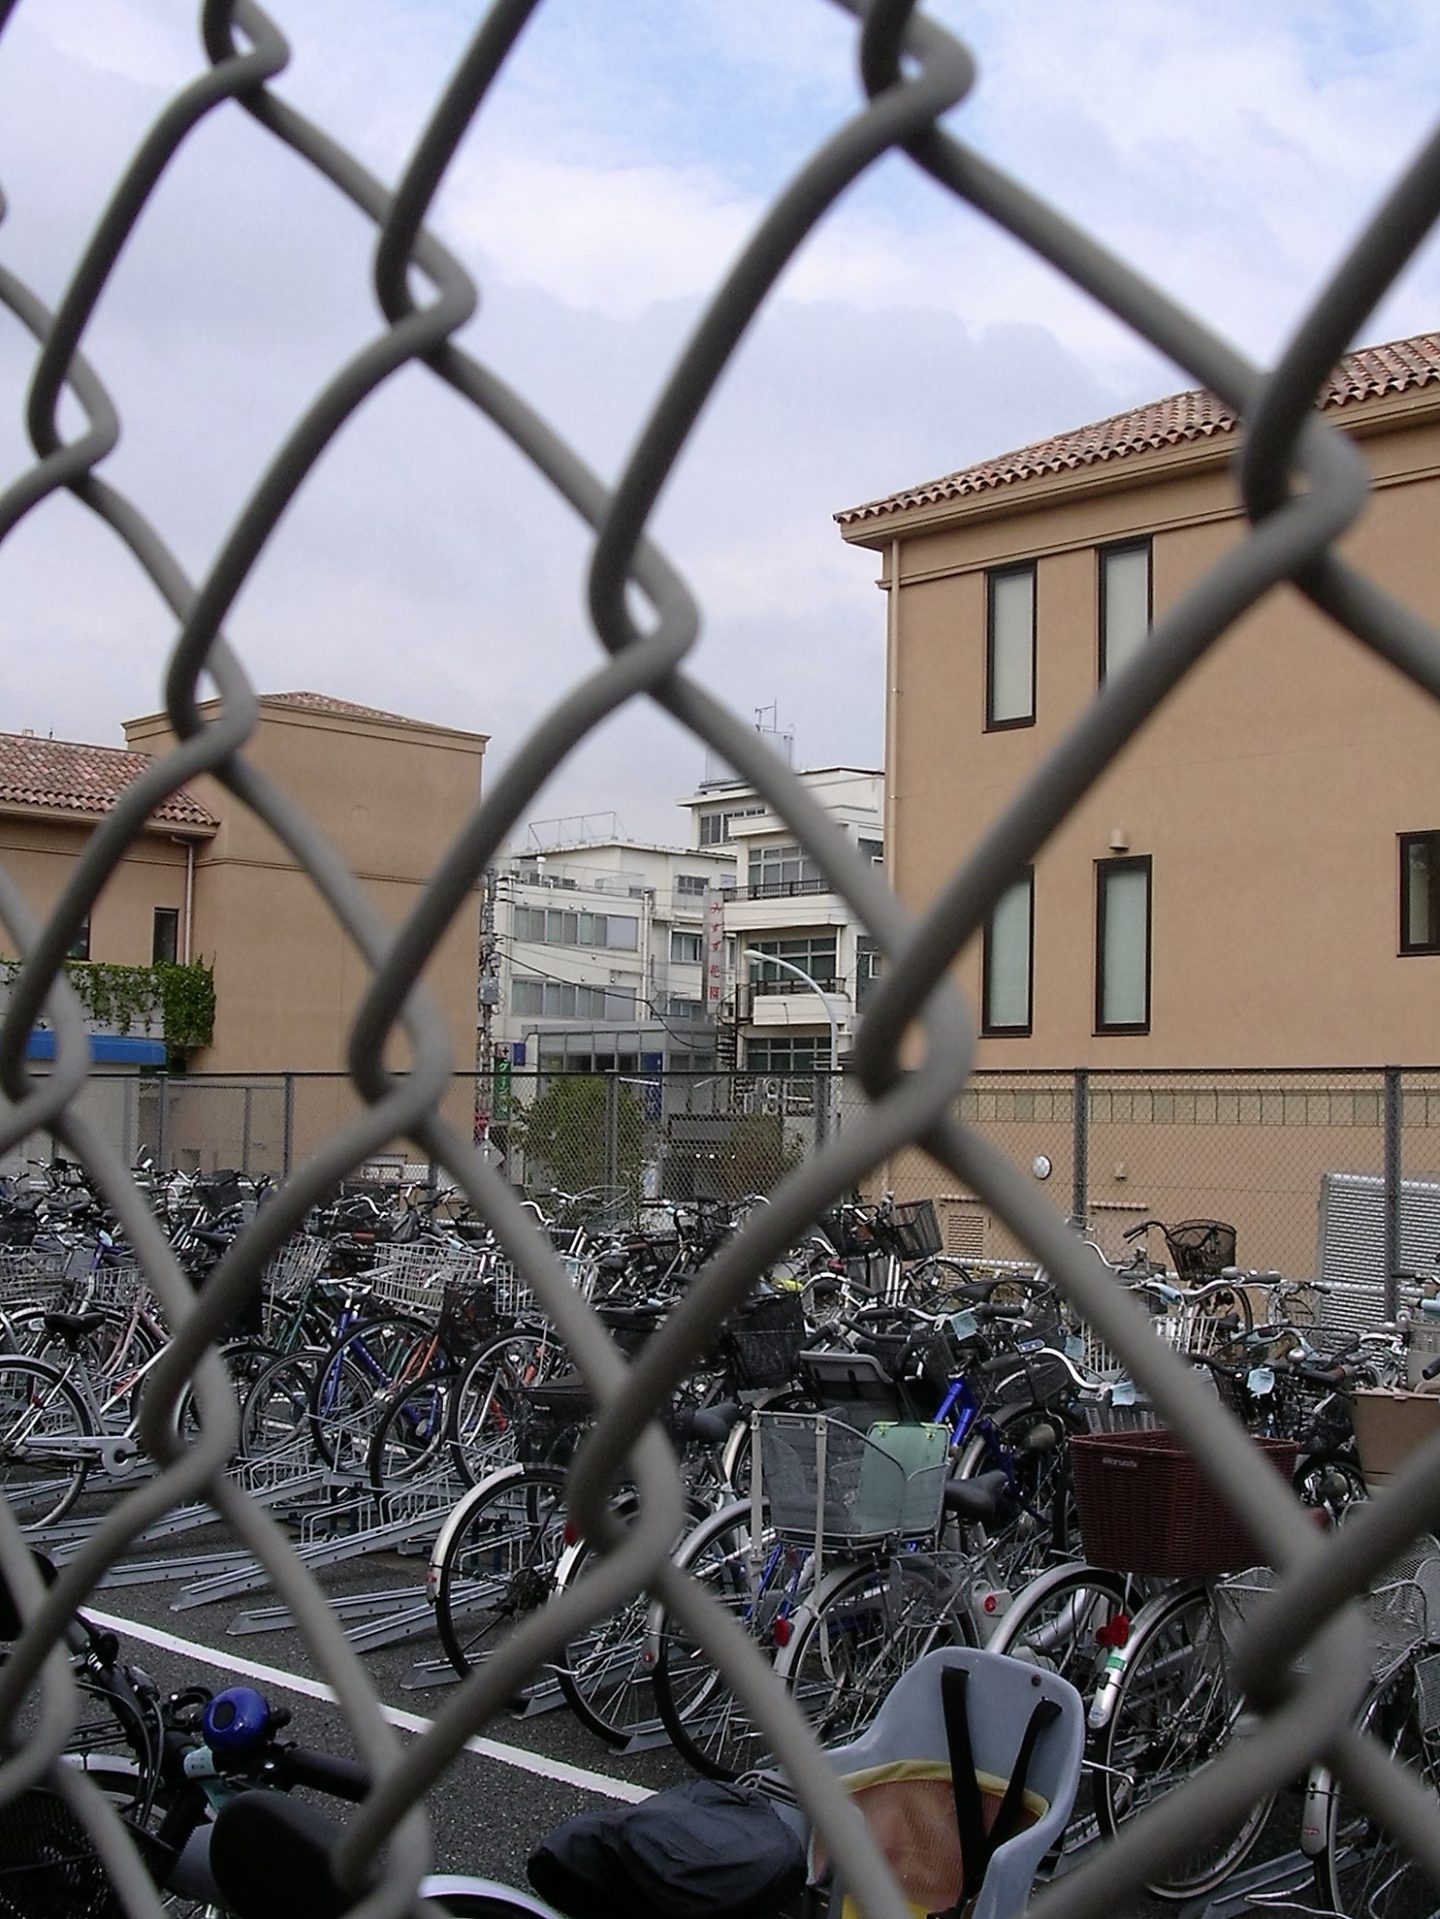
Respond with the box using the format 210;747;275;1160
152;908;179;965
982;870;1034;1035
1400;832;1440;953
1099;539;1152;682
1096;856;1151;1033
986;563;1036;729
68;915;91;962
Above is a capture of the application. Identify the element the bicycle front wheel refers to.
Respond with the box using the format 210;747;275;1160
0;1354;91;1529
1313;1656;1440;1917
781;1553;965;1753
650;1498;810;1781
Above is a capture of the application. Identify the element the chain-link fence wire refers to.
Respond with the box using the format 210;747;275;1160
3;2;1440;1915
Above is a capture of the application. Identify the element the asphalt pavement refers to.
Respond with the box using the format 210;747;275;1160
61;1492;689;1893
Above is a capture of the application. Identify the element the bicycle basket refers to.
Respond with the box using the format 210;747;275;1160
516;1376;594;1466
438;1279;499;1356
1216;1561;1431;1681
870;1199;943;1263
0;1787;169;1919
992;1350;1075;1409
726;1294;808;1389
755;1412;949;1545
1069;1427;1295;1577
1161;1219;1237;1283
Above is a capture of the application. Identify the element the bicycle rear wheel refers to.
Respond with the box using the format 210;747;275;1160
430;1464;570;1685
1095;1582;1273;1900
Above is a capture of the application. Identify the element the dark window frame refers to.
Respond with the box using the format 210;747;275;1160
152;907;180;966
981;867;1034;1037
985;561;1037;732
67;915;91;963
1095;855;1152;1035
1098;537;1154;685
1400;831;1440;954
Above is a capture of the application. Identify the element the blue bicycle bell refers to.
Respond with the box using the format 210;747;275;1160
203;1686;271;1756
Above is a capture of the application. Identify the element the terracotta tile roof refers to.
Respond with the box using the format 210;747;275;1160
0;733;216;829
836;330;1440;527
262;691;444;732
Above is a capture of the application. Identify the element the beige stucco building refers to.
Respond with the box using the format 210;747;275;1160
1;692;486;1088
838;331;1440;1071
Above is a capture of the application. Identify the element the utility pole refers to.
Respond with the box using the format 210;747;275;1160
475;866;500;1149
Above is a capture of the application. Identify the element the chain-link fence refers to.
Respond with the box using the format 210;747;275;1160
4;3;1440;1917
15;1064;1436;1290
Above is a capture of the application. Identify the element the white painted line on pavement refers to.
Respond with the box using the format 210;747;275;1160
84;1605;652;1805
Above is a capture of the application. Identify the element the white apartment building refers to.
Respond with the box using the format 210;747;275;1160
486;834;738;1075
676;767;885;1074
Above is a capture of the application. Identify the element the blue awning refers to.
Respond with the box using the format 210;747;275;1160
25;1029;166;1066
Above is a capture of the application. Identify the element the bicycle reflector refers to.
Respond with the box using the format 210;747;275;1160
203;1686;272;1755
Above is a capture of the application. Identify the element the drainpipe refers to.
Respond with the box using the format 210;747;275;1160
880;537;901;1191
182;840;195;963
168;837;196;962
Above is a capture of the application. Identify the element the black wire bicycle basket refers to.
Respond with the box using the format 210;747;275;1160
868;1198;943;1262
0;1788;169;1919
723;1293;809;1389
437;1278;500;1357
1161;1219;1237;1283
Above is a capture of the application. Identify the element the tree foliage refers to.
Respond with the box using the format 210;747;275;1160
511;1074;649;1206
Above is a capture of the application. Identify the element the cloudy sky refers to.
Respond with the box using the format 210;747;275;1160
2;0;1439;845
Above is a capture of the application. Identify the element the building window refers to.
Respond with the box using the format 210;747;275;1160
699;805;765;846
1096;856;1151;1033
1400;833;1440;953
746;1035;832;1074
68;915;91;963
747;843;827;898
152;908;179;966
855;936;881;1012
675;874;709;897
857;837;884;865
982;871;1033;1035
512;979;637;1021
670;931;703;965
986;563;1036;729
749;935;838;992
1099;539;1152;682
513;906;638;950
666;996;704;1020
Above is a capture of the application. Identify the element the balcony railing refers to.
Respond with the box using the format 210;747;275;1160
740;876;830;900
750;975;842;996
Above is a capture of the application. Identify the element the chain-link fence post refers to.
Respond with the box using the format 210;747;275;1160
155;1067;169;1173
1385;1063;1403;1317
1071;1066;1089;1230
604;1070;620;1201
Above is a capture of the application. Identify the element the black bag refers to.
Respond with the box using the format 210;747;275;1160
527;1778;806;1919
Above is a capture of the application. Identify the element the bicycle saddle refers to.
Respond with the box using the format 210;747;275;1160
41;1309;108;1343
942;1469;1013;1524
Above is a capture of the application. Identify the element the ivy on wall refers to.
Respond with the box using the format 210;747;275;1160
0;957;215;1056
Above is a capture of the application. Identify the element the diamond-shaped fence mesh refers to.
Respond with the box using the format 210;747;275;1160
4;4;1440;1917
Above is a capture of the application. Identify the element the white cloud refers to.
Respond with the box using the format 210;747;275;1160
446;155;756;320
1;0;1437;843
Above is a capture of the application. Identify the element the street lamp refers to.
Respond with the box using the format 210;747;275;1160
743;949;843;1139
